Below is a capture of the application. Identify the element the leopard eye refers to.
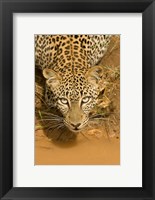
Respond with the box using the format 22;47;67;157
59;98;68;104
82;96;91;104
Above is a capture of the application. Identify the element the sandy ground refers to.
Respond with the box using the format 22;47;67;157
35;35;120;165
35;129;119;165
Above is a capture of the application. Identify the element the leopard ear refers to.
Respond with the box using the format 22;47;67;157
86;66;103;87
43;68;61;88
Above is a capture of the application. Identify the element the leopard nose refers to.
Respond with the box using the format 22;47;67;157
71;123;81;128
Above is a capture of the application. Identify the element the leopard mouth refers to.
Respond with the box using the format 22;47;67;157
63;119;89;133
64;123;82;133
70;128;81;133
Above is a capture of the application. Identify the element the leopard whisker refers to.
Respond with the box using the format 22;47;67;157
42;116;63;121
55;124;65;130
38;118;63;122
46;123;65;133
45;122;64;129
35;93;48;107
89;117;109;121
40;111;63;118
89;114;106;119
37;113;63;119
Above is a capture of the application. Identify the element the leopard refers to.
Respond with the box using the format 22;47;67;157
35;35;111;133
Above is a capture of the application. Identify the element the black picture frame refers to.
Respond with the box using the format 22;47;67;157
0;0;155;199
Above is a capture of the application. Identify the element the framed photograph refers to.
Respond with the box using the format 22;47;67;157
0;0;154;199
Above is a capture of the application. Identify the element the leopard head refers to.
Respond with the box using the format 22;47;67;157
43;66;103;132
